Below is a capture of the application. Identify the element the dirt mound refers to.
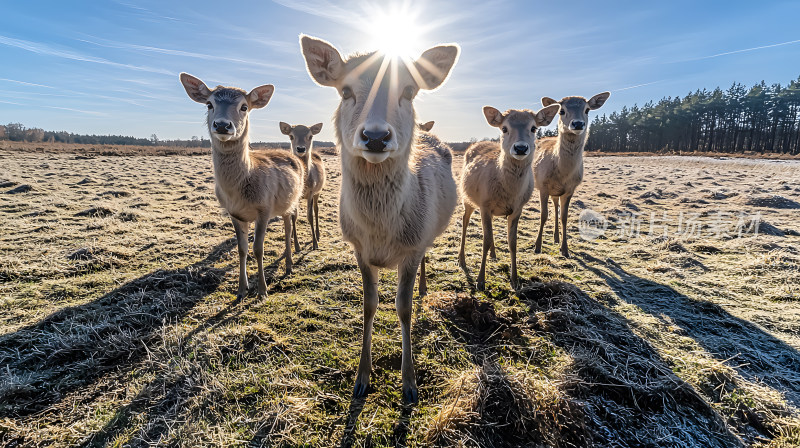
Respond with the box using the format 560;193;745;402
425;362;588;447
75;206;114;218
744;194;800;209
756;220;786;237
5;184;32;194
424;292;521;343
639;188;677;199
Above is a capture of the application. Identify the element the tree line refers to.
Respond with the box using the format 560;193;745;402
0;123;339;149
586;76;800;155
0;123;212;147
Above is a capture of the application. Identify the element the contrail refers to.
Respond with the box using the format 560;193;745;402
690;38;800;61
0;35;173;75
614;80;662;91
0;78;54;89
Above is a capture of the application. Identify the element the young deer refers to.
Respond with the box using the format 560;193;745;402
300;35;459;403
179;73;304;299
459;105;560;290
279;122;326;250
534;92;610;257
418;120;435;132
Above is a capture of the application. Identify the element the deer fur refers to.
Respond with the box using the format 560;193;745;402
280;122;326;250
179;73;304;299
534;92;610;257
459;105;560;290
300;35;459;403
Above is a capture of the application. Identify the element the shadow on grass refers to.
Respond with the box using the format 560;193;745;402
423;268;746;446
74;243;305;447
574;251;800;408
0;238;236;418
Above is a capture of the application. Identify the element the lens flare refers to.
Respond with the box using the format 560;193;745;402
364;3;424;59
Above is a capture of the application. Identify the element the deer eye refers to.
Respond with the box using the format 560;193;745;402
531;126;536;133
289;135;294;140
241;104;248;112
501;126;508;133
559;109;565;115
206;102;213;110
585;108;590;114
402;86;415;101
341;86;354;100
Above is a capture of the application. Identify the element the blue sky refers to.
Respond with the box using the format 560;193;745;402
1;0;799;143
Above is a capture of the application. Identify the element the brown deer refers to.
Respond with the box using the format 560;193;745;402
300;35;459;403
534;92;610;257
179;73;304;299
279;121;326;250
459;105;560;290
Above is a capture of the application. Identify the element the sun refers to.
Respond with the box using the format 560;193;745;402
364;4;425;59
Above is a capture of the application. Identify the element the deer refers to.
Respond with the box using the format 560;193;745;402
279;121;326;250
533;92;610;257
179;73;304;299
300;35;459;403
458;105;561;290
418;120;435;132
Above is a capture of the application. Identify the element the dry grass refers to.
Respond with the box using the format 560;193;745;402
1;145;800;447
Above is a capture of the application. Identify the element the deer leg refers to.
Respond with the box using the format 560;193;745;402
508;213;521;290
458;205;475;270
231;218;250;299
307;197;317;250
534;190;548;254
418;255;427;297
291;209;300;253
354;252;379;398
477;208;493;291
282;214;293;274
313;194;321;244
553;196;561;244
397;252;423;403
254;216;268;298
560;194;573;258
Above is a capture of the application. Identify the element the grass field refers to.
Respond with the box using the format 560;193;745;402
1;142;800;447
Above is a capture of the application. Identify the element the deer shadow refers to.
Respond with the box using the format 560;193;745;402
0;233;304;420
574;250;800;408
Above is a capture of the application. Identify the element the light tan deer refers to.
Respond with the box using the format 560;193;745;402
459;105;560;290
534;92;610;257
179;73;304;299
300;35;459;403
279;121;326;250
418;120;435;132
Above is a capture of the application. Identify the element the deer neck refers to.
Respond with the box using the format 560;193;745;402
211;120;253;187
498;147;533;181
556;128;587;161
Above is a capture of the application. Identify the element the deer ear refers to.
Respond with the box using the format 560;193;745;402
414;44;460;90
310;122;323;135
483;106;504;127
179;73;211;103
279;122;292;135
535;104;561;127
541;96;558;107
588;92;610;110
300;35;345;87
248;84;274;109
419;121;434;132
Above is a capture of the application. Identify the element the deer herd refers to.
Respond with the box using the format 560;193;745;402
179;35;609;403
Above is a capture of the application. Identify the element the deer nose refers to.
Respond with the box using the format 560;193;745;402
571;120;585;131
296;146;306;153
361;129;391;151
513;142;529;154
213;120;233;133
